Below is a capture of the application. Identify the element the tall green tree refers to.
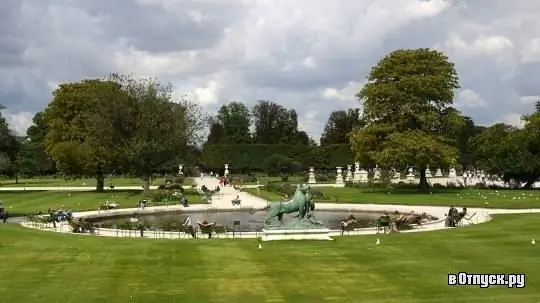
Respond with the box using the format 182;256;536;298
112;74;205;193
43;79;135;191
205;118;226;144
26;111;55;174
472;123;540;187
0;105;22;182
216;102;251;143
350;48;461;190
320;108;363;145
252;100;303;144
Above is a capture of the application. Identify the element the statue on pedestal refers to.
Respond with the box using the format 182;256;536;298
249;184;324;229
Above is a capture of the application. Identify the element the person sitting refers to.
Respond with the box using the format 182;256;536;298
390;211;405;232
180;196;189;207
197;220;215;238
457;207;476;226
183;216;196;238
138;199;147;209
376;212;391;234
231;195;241;205
446;206;459;227
340;215;357;235
201;185;208;192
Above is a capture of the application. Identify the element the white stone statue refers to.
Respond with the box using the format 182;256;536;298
335;167;344;184
224;164;229;176
178;164;183;175
346;165;353;181
448;166;457;178
435;168;443;177
308;167;316;184
353;162;361;183
359;168;369;183
406;167;415;182
373;165;381;180
425;166;432;178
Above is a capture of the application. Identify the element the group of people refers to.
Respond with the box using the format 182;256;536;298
340;211;430;235
445;206;475;227
47;208;73;227
182;216;216;238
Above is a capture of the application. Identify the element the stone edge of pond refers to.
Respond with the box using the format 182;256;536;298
18;203;498;239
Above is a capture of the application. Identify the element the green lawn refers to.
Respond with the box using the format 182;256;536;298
236;176;334;185
0;177;196;187
0;190;204;216
0;214;539;302
246;187;540;209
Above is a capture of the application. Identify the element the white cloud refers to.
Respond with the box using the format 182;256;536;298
497;113;525;128
455;89;487;109
3;111;34;135
3;0;540;139
520;38;540;63
322;81;365;102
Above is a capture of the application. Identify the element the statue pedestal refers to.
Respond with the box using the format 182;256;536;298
262;228;333;241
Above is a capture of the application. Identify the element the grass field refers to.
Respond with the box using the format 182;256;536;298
246;187;540;209
0;190;204;216
0;214;538;302
0;177;195;187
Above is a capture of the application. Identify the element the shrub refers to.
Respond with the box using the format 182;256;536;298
229;174;257;184
167;183;182;190
173;176;185;184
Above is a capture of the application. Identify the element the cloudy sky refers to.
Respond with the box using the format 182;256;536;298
1;0;539;140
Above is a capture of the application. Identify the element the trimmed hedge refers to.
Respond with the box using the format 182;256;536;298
200;144;354;171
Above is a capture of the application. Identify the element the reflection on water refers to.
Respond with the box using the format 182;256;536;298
95;211;382;232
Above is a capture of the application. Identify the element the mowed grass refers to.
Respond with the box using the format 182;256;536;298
238;176;334;185
246;187;540;209
0;214;539;302
0;177;196;187
0;190;204;216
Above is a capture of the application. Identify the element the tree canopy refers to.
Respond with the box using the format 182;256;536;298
320;109;363;145
350;48;461;190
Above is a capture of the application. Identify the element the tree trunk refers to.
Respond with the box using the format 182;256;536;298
419;167;430;192
15;173;18;184
142;175;150;195
96;172;105;192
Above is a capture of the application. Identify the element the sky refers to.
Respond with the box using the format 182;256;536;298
1;0;540;140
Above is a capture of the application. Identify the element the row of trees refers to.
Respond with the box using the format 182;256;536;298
0;48;536;190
